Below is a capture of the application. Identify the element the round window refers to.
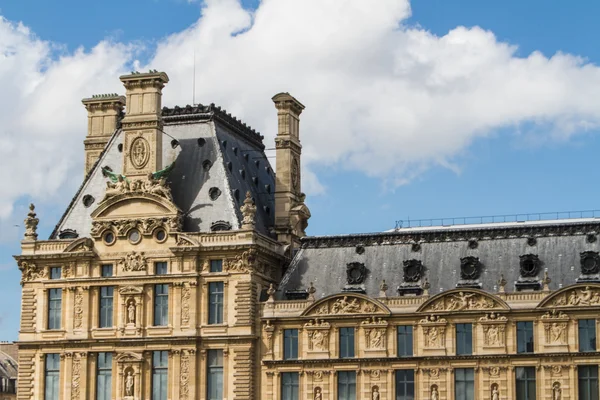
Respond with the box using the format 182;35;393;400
583;256;598;274
155;229;166;242
128;229;141;244
103;231;115;245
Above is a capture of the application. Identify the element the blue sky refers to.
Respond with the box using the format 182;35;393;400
1;0;600;339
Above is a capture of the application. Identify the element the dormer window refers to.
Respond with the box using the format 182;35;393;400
581;251;600;275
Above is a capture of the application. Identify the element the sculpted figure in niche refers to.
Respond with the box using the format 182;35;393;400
372;386;380;400
314;387;322;400
125;370;134;396
311;330;326;351
431;385;439;400
487;325;500;346
370;329;384;349
127;301;136;324
428;327;439;347
553;382;562;400
491;384;499;400
551;323;564;343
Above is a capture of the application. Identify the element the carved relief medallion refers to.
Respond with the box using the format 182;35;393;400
403;259;424;282
346;262;367;284
130;137;150;169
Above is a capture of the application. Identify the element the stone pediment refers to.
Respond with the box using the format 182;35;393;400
63;238;94;253
417;289;509;312
302;293;391;317
537;284;600;308
119;286;144;295
91;193;180;220
115;352;144;363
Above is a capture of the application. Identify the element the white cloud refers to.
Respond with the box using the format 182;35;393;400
1;0;600;219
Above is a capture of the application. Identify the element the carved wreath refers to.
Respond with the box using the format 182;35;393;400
460;256;482;280
403;259;424;283
580;251;600;275
519;254;541;277
346;262;367;284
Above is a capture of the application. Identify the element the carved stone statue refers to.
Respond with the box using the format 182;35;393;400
310;330;327;351
24;204;39;240
552;382;562;400
372;386;380;400
240;191;257;228
487;325;499;346
127;302;136;324
125;370;134;396
105;175;129;199
428;327;439;347
431;386;439;400
369;329;384;349
314;387;322;400
491;385;499;400
551;322;564;343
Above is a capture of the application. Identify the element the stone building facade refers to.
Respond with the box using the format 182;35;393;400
14;69;600;400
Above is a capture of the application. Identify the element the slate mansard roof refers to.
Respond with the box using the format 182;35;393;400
279;218;600;300
51;104;275;238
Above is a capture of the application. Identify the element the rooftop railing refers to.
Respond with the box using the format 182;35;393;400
395;210;600;230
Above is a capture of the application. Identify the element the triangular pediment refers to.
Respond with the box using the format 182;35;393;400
302;293;391;317
417;289;509;312
537;283;600;308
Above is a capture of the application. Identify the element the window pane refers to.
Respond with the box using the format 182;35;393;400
579;320;597;352
99;287;114;328
153;284;169;326
517;322;534;354
207;350;224;400
395;369;415;400
45;354;60;400
455;368;474;400
152;351;168;400
48;289;62;330
155;262;168;275
281;372;299;400
284;329;299;360
50;267;61;280
210;260;223;273
578;365;599;400
208;282;224;324
338;371;356;400
456;324;472;355
397;326;413;357
515;367;536;400
340;328;355;358
97;353;112;400
101;264;113;277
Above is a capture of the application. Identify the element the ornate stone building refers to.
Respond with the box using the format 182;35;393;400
14;70;600;400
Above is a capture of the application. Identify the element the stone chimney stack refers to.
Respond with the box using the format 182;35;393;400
119;71;169;179
272;93;311;249
82;94;125;174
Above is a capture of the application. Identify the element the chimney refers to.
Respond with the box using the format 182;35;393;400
272;93;310;248
82;94;125;174
119;71;169;178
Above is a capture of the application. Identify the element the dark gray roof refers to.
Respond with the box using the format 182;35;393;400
51;105;275;238
278;219;600;300
0;351;17;380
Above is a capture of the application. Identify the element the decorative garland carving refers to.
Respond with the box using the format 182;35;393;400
103;171;173;202
91;216;181;238
421;291;498;312
180;351;190;400
181;285;191;326
71;355;81;400
74;289;84;329
119;252;148;272
18;261;46;284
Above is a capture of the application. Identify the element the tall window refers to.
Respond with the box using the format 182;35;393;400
517;321;534;354
101;264;113;277
397;325;413;357
515;367;536;400
284;329;299;360
455;368;474;400
338;371;356;400
281;372;299;400
99;287;114;328
339;327;355;358
579;365;599;400
153;284;168;326
152;351;168;400
48;289;62;330
44;354;60;400
210;260;223;273
49;267;61;280
456;323;472;355
96;352;112;400
207;350;223;400
208;282;224;324
155;262;168;275
395;369;415;400
579;320;597;352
